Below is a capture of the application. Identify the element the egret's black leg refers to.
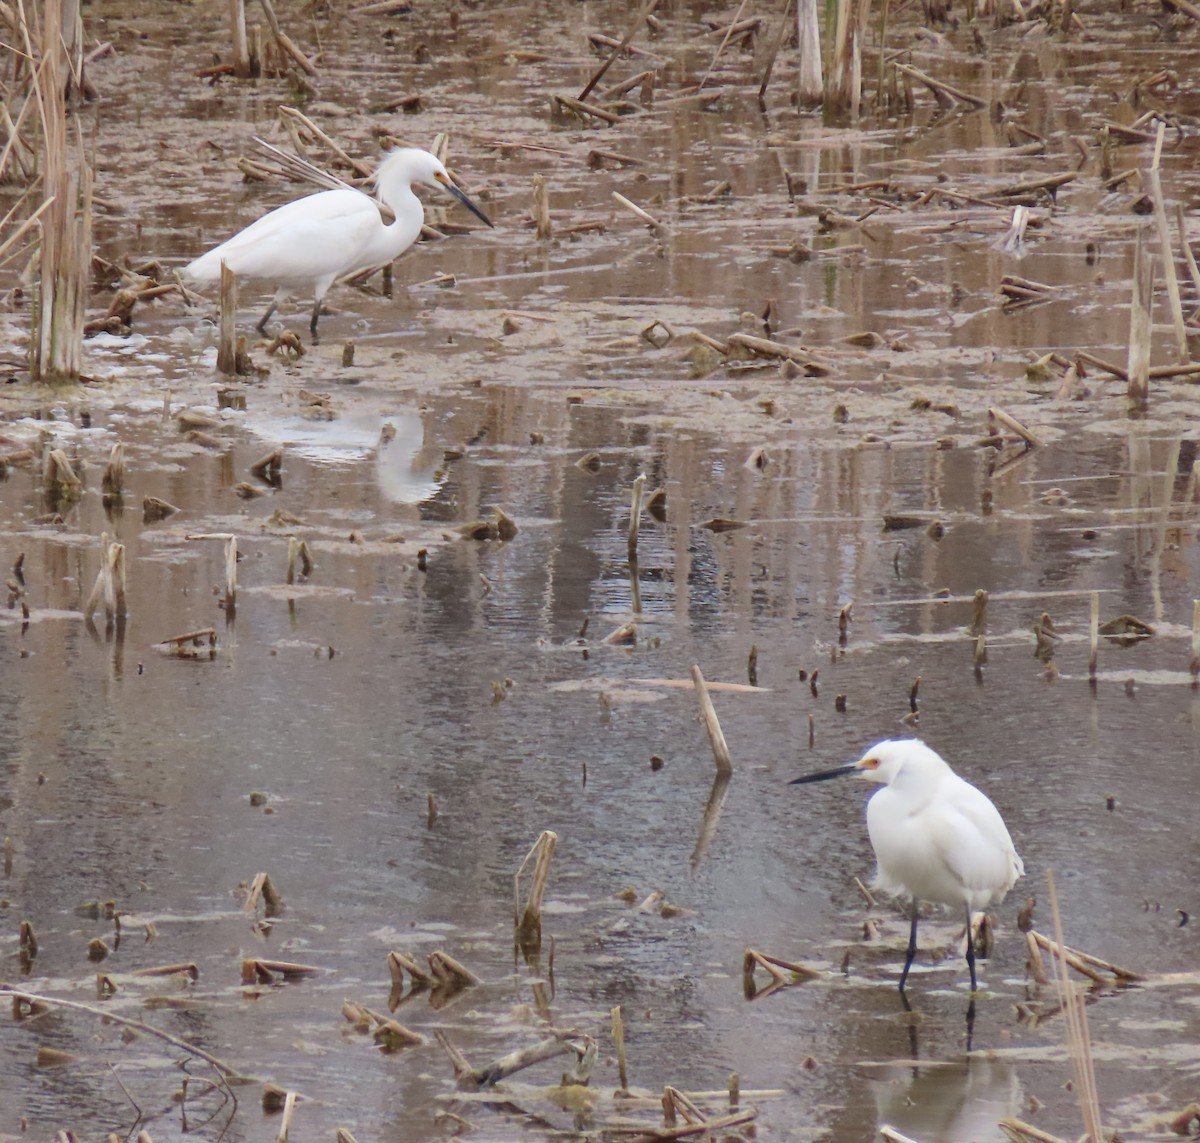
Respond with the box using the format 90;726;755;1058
309;299;322;344
256;301;277;333
964;903;978;992
898;900;919;992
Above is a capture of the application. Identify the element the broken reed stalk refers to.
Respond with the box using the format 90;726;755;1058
0;987;241;1077
690;664;733;775
968;588;988;635
1046;870;1104;1143
1191;600;1200;678
577;0;659;101
514;830;557;950
29;0;91;385
225;535;237;610
612;1005;629;1092
1088;591;1099;680
827;0;871;115
101;442;124;498
276;1089;298;1142
628;472;646;559
255;0;317;75
1177;203;1200;296
697;0;748;90
1148;122;1189;365
217;262;238;374
1126;228;1154;408
612;191;662;232
461;1032;595;1089
532;173;552;239
229;0;254;77
796;0;823;104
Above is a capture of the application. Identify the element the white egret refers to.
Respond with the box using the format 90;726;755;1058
185;148;492;340
791;738;1023;992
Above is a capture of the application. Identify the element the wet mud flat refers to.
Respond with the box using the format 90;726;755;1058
2;0;1200;1140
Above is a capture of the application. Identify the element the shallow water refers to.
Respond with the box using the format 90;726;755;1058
3;0;1200;1140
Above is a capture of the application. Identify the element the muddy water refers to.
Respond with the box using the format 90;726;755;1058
3;0;1200;1140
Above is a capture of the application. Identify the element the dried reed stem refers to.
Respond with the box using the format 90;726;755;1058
532;173;551;239
1148;122;1188;364
1046;871;1103;1143
690;665;732;774
1191;599;1200;678
612;1005;629;1092
514;830;557;949
578;0;658;101
217;261;238;374
1126;228;1154;408
0;987;241;1076
628;472;646;559
1088;592;1099;679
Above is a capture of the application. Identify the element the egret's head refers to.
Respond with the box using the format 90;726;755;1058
380;148;493;228
850;739;949;786
790;738;946;788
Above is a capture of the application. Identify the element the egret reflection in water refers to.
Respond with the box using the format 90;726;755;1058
871;1058;1020;1143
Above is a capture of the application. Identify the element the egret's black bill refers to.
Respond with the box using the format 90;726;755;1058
446;183;493;228
789;763;856;785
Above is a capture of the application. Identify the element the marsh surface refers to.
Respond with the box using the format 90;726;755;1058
1;1;1200;1140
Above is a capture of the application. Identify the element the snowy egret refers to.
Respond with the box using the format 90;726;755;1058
790;738;1023;992
185;148;492;339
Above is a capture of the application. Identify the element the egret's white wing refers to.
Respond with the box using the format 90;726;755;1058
930;779;1023;903
186;189;382;284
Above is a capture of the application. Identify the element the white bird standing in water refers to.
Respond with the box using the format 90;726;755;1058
185;148;492;340
791;739;1023;992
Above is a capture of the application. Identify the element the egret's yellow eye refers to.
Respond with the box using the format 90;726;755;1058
859;756;880;770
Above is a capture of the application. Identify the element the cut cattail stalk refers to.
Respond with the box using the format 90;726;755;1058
552;94;621;125
612;191;662;232
101;442;124;499
514;830;557;950
130;962;199;980
1190;600;1200;678
612;1006;629;1093
374;1018;424;1051
460;1032;596;1090
427;951;481;987
251;448;283;480
628;473;646;559
968;589;988;635
1030;930;1142;982
690;665;732;775
1126;228;1153;409
1025;930;1049;985
1089;592;1099;680
243;872;283;916
276;1089;298;1141
229;0;254;77
387;950;436;988
1148;123;1188;364
532;173;552;239
796;0;822;104
743;948;821;983
286;537;298;585
45;449;82;498
142;496;180;523
987;406;1043;449
216;261;239;375
158;628;217;648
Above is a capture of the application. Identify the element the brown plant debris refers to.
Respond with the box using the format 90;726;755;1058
242;871;284;917
240;958;323;985
142;496;180;523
